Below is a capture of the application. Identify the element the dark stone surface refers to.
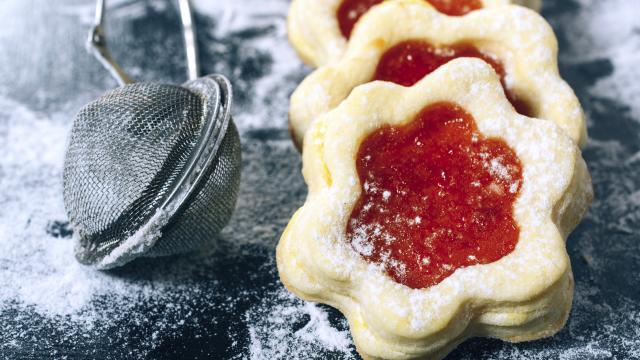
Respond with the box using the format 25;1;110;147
0;0;638;359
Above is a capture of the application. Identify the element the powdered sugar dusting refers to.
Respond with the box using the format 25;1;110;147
0;0;351;357
0;91;350;357
96;208;170;269
552;0;640;121
192;0;306;130
246;290;354;360
0;0;639;358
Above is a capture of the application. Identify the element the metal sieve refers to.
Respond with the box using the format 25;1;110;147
63;0;241;269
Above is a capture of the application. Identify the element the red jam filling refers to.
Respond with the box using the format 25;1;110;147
337;0;384;39
374;40;533;116
346;102;522;289
337;0;482;39
426;0;483;16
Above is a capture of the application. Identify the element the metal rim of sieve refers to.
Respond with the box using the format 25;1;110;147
160;75;233;219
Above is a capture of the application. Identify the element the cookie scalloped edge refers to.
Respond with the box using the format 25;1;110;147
277;58;593;360
288;0;542;68
289;1;585;150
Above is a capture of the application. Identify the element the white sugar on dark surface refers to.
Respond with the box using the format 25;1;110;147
0;0;346;357
246;289;354;360
1;0;639;359
0;97;348;357
553;0;640;121
192;0;307;131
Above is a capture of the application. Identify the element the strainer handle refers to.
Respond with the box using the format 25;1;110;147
87;0;134;86
178;0;200;81
87;0;200;86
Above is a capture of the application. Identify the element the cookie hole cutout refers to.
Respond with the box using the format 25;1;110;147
337;0;483;39
346;102;523;289
374;40;535;117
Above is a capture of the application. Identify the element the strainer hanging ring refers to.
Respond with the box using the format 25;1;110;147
63;0;241;269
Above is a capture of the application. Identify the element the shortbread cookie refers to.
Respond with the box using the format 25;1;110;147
288;0;542;67
289;1;586;150
277;58;593;360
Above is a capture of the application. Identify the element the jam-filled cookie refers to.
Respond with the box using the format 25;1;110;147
288;0;542;67
277;58;593;360
289;1;585;150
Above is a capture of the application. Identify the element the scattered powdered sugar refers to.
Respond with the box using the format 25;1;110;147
96;208;170;270
246;289;354;360
0;92;351;357
0;0;639;359
191;0;307;131
0;0;350;358
0;96;173;319
551;0;640;121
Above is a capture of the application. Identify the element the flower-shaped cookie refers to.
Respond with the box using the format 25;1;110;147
289;1;586;150
277;58;593;360
288;0;542;67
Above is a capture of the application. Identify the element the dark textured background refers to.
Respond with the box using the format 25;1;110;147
0;0;639;359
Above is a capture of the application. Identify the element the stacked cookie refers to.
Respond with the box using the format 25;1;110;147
278;1;593;359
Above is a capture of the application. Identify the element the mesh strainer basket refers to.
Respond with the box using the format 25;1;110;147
63;0;241;269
